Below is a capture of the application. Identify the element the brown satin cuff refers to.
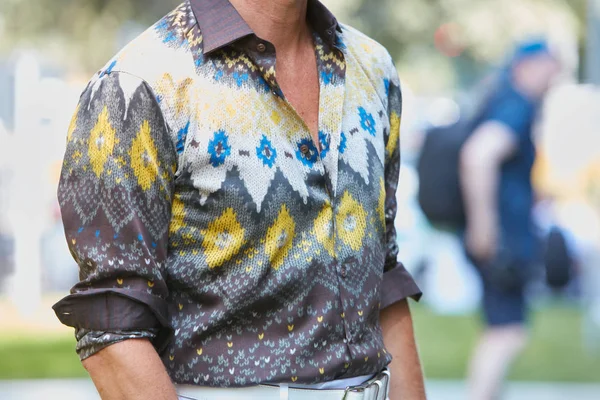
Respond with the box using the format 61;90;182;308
53;288;173;354
380;262;422;309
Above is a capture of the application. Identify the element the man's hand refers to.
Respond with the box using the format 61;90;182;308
465;219;498;263
380;300;426;400
83;339;178;400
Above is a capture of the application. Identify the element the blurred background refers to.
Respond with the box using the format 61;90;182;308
0;0;599;399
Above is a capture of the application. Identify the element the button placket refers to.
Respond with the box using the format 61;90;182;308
244;37;282;98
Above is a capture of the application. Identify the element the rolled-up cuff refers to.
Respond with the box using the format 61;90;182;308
76;329;159;360
381;262;422;309
53;288;173;354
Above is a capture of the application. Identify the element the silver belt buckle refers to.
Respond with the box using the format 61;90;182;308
342;369;390;400
342;384;365;400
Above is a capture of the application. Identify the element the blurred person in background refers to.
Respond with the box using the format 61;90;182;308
460;40;561;400
51;0;425;399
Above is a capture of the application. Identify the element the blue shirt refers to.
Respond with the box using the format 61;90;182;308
481;79;538;261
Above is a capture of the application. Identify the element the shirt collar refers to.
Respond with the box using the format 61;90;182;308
189;0;341;54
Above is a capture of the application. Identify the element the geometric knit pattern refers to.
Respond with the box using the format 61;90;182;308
54;0;420;387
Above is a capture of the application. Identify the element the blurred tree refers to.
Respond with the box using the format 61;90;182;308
327;0;580;92
0;0;180;73
0;0;582;89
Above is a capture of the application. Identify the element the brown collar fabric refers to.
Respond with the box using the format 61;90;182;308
189;0;341;54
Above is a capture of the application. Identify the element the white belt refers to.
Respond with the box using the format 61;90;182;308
177;370;390;400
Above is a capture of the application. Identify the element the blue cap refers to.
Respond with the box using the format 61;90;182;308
511;39;552;64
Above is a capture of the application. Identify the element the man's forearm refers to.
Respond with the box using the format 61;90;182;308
460;159;499;230
460;122;517;230
381;300;426;400
83;339;178;400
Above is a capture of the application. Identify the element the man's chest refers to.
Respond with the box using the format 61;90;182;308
275;53;320;143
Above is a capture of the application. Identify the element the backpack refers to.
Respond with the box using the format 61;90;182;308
416;74;503;228
543;226;573;289
417;118;473;228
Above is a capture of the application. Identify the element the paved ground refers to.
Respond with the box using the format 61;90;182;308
0;379;598;400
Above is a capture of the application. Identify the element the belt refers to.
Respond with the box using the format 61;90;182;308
177;369;390;400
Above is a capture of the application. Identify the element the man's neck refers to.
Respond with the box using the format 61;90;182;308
229;0;311;54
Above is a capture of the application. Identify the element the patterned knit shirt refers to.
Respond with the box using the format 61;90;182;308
53;0;421;388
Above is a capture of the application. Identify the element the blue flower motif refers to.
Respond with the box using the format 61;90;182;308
339;131;347;154
384;78;390;97
155;18;169;33
233;72;249;87
295;138;319;167
99;60;117;78
177;121;190;155
334;35;347;50
106;60;117;74
214;70;224;81
319;131;330;158
321;70;334;85
156;94;163;104
257;76;271;93
358;106;376;136
256;135;278;168
208;130;231;167
164;31;177;43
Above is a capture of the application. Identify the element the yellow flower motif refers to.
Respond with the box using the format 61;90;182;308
72;150;83;164
201;208;246;269
386;112;400;159
313;203;335;256
88;106;116;177
336;191;367;251
174;78;193;116
378;178;386;228
264;205;296;270
169;194;186;234
361;42;373;53
67;104;79;142
130;120;160;191
270;110;281;125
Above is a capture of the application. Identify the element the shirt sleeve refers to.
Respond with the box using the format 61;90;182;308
52;71;177;356
486;93;534;144
380;68;422;309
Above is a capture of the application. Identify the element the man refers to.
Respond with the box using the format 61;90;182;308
53;1;425;399
460;41;561;400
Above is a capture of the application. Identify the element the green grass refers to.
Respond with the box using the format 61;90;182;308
1;305;599;381
0;335;88;379
413;304;600;382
